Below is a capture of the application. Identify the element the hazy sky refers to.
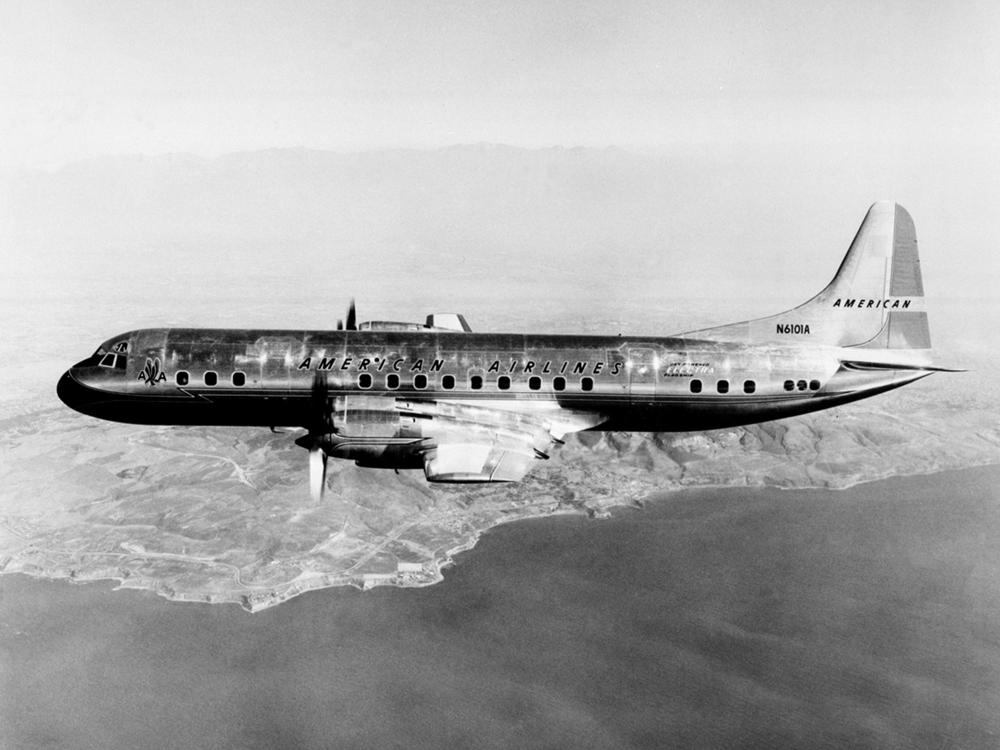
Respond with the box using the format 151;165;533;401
3;0;998;168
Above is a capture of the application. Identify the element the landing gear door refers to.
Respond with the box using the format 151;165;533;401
628;347;659;406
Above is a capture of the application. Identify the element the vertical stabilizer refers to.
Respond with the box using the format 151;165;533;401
678;202;931;354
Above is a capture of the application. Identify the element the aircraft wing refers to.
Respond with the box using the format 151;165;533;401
394;399;606;482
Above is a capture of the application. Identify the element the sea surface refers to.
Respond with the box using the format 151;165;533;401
3;465;1000;750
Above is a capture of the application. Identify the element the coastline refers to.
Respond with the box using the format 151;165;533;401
5;462;1000;749
7;460;999;613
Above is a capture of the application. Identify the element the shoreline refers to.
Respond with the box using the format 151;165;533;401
6;460;999;613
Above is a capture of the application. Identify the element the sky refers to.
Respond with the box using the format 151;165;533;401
2;0;999;311
2;0;999;168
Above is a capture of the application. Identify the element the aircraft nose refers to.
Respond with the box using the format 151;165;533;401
57;368;83;411
57;365;100;415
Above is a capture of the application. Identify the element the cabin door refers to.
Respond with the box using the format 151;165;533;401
628;347;659;405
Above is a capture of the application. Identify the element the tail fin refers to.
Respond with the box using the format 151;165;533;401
679;202;932;355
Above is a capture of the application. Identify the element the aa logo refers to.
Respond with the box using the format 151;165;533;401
137;357;167;386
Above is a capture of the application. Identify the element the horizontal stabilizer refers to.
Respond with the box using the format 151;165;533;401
840;359;966;373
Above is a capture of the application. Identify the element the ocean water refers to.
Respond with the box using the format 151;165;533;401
3;465;999;750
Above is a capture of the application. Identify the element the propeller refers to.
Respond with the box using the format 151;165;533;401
295;371;333;501
345;298;357;331
309;445;328;503
336;299;356;331
297;300;356;500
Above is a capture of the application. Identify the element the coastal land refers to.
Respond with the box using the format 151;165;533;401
1;367;997;611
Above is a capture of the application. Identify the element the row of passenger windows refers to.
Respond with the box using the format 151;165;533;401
172;370;590;392
688;378;821;394
358;373;593;392
362;374;821;394
173;370;820;394
175;371;246;387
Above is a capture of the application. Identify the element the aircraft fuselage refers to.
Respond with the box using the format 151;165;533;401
58;327;927;433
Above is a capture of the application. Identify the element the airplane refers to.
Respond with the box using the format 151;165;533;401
57;202;957;500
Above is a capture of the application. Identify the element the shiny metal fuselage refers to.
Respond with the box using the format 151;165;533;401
57;327;928;432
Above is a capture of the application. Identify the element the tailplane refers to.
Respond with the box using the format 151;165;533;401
679;202;932;357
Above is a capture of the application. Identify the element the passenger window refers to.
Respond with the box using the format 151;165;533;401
359;373;373;389
386;373;400;389
690;379;702;394
797;379;807;391
717;380;729;394
743;380;756;394
528;376;541;391
553;376;566;391
470;375;483;390
204;371;218;386
413;374;427;390
232;371;246;387
99;353;116;368
176;371;189;386
581;377;594;392
784;380;795;391
497;375;511;390
441;374;455;390
809;379;821;391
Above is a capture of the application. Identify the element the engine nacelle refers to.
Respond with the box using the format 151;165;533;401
317;395;427;469
347;444;425;470
425;313;472;332
357;321;426;331
356;313;471;332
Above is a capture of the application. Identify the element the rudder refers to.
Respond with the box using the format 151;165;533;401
678;201;932;353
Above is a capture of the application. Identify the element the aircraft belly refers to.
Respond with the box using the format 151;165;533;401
60;374;312;426
596;398;804;432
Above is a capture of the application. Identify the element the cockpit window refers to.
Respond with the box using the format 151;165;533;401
93;340;128;369
98;352;127;370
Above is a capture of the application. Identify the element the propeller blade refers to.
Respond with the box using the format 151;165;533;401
304;370;332;500
309;371;332;434
346;298;357;331
309;446;328;502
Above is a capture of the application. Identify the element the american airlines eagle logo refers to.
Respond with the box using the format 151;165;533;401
137;357;167;386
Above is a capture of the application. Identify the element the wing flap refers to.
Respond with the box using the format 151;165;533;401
407;398;606;483
423;441;535;482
